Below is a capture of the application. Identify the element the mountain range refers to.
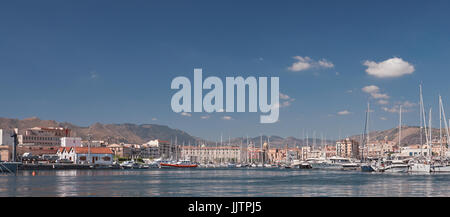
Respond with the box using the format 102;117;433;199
0;117;445;147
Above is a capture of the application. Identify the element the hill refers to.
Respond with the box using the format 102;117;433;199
0;117;200;144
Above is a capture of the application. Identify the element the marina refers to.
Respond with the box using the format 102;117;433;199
3;168;450;197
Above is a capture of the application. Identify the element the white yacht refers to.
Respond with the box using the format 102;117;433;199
432;162;450;172
264;164;272;168
120;160;140;169
227;163;236;168
383;160;409;173
409;162;431;173
309;157;354;170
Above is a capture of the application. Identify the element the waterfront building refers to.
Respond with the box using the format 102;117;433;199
324;145;336;158
431;143;448;156
308;149;322;159
17;145;59;157
60;137;82;147
300;146;311;160
145;139;179;159
286;148;300;161
398;144;432;157
181;145;241;163
18;127;71;146
267;148;286;163
336;138;359;159
138;144;161;159
0;129;14;146
0;129;13;161
0;145;10;161
57;147;113;165
107;143;133;158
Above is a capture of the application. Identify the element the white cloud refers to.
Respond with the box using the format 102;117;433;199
276;93;295;109
318;59;334;68
380;117;387;121
371;93;390;99
401;100;416;108
362;85;380;94
362;85;390;99
383;101;417;113
288;56;334;72
222;116;232;120
181;112;192;117
382;107;398;113
281;101;292;107
337;110;351;115
288;56;312;71
377;100;389;105
280;93;290;100
363;57;414;78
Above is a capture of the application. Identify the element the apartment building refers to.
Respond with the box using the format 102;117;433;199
18;127;71;146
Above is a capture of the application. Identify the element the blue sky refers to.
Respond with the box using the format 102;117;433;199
1;0;450;141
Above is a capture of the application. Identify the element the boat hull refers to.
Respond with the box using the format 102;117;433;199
384;166;409;173
432;165;450;172
160;163;198;168
310;162;342;170
360;165;375;172
409;163;431;173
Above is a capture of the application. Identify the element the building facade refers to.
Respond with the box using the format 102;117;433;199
19;127;71;146
181;145;241;163
57;147;113;165
61;137;82;147
0;145;10;161
0;129;14;146
336;138;360;159
144;139;180;159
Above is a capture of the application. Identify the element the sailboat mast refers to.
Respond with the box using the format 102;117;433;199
429;108;432;159
420;83;424;148
440;95;443;153
439;96;450;156
399;105;402;146
367;102;370;160
419;83;430;155
306;131;309;147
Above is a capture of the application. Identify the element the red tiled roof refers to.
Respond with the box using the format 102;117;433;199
57;147;65;153
73;147;113;154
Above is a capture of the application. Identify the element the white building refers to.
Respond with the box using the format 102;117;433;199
60;137;82;147
143;139;179;159
0;129;14;146
57;147;113;165
398;145;432;157
181;145;241;163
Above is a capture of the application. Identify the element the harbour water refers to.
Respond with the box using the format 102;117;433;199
1;168;450;197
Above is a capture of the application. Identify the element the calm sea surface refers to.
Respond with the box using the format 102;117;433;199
1;168;450;197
